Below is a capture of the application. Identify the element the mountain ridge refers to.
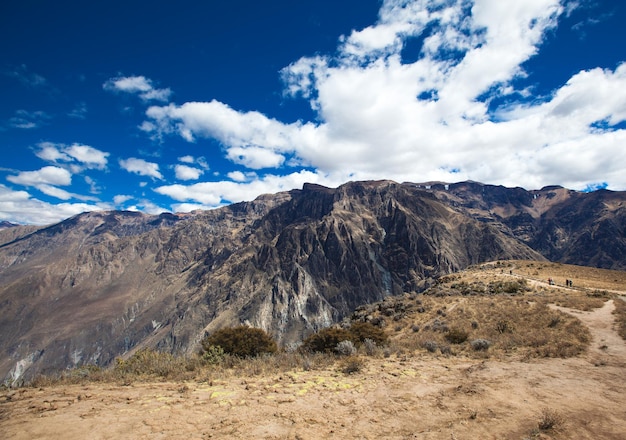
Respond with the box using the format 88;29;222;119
1;180;624;383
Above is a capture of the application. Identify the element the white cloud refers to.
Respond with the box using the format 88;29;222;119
140;0;626;192
119;158;163;179
155;170;334;207
0;184;106;225
174;164;203;180
64;144;109;169
178;155;195;164
35;142;109;170
103;75;172;102
227;171;253;182
7;166;72;187
124;199;168;215
113;194;133;205
36;184;73;200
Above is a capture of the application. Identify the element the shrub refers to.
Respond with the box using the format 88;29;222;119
335;340;357;356
202;345;226;364
363;338;378;356
537;408;563;431
302;327;352;353
349;321;389;346
423;341;438;353
470;339;491;351
303;322;388;353
114;349;184;379
445;327;469;344
339;356;364;374
202;326;277;358
496;319;514;334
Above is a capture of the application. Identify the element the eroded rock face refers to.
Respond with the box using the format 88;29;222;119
0;180;624;383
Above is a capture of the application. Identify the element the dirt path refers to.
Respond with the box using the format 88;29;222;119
2;301;626;440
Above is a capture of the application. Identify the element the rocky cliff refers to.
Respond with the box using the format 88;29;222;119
0;180;624;383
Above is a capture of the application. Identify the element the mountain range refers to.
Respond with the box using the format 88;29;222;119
1;180;624;383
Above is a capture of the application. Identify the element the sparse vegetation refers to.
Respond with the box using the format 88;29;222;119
335;340;357;356
614;297;626;341
537;408;563;431
201;326;277;358
12;260;620;389
470;339;491;351
445;327;469;344
339;356;364;374
6;260;626;440
302;327;353;353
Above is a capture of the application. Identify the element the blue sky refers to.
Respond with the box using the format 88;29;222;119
1;0;625;225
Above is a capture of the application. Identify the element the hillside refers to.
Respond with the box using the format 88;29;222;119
0;180;625;383
1;261;626;439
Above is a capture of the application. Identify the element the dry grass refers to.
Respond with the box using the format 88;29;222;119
537;407;564;431
26;349;340;388
20;260;626;388
504;260;626;292
387;294;590;359
613;297;626;341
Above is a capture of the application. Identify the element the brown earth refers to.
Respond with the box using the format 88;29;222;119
1;262;626;439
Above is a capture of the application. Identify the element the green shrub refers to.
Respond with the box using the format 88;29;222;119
202;326;277;358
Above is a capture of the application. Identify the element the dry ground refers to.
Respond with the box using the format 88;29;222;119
1;261;626;439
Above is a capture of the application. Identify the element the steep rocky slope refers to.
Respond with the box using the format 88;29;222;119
0;180;624;383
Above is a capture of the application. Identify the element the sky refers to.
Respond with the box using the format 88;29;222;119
1;0;626;225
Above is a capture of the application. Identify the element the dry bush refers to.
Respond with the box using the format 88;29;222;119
537;408;564;431
445;327;469;344
335;340;357;356
349;321;388;346
338;356;364;374
113;349;198;381
202;326;277;358
302;327;353;353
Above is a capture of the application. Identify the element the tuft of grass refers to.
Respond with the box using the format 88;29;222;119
537;408;563;431
613;298;626;341
339;356;364;375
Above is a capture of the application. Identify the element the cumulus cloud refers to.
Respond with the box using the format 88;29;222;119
0;184;105;225
7;166;72;187
103;75;172;102
155;170;323;205
35;142;109;170
174;164;203;180
141;0;626;196
119;157;163;179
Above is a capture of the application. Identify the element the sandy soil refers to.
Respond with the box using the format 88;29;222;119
1;297;625;440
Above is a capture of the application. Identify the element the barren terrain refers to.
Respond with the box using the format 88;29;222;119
1;261;625;439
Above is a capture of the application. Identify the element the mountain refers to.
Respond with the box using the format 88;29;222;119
0;180;624;383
